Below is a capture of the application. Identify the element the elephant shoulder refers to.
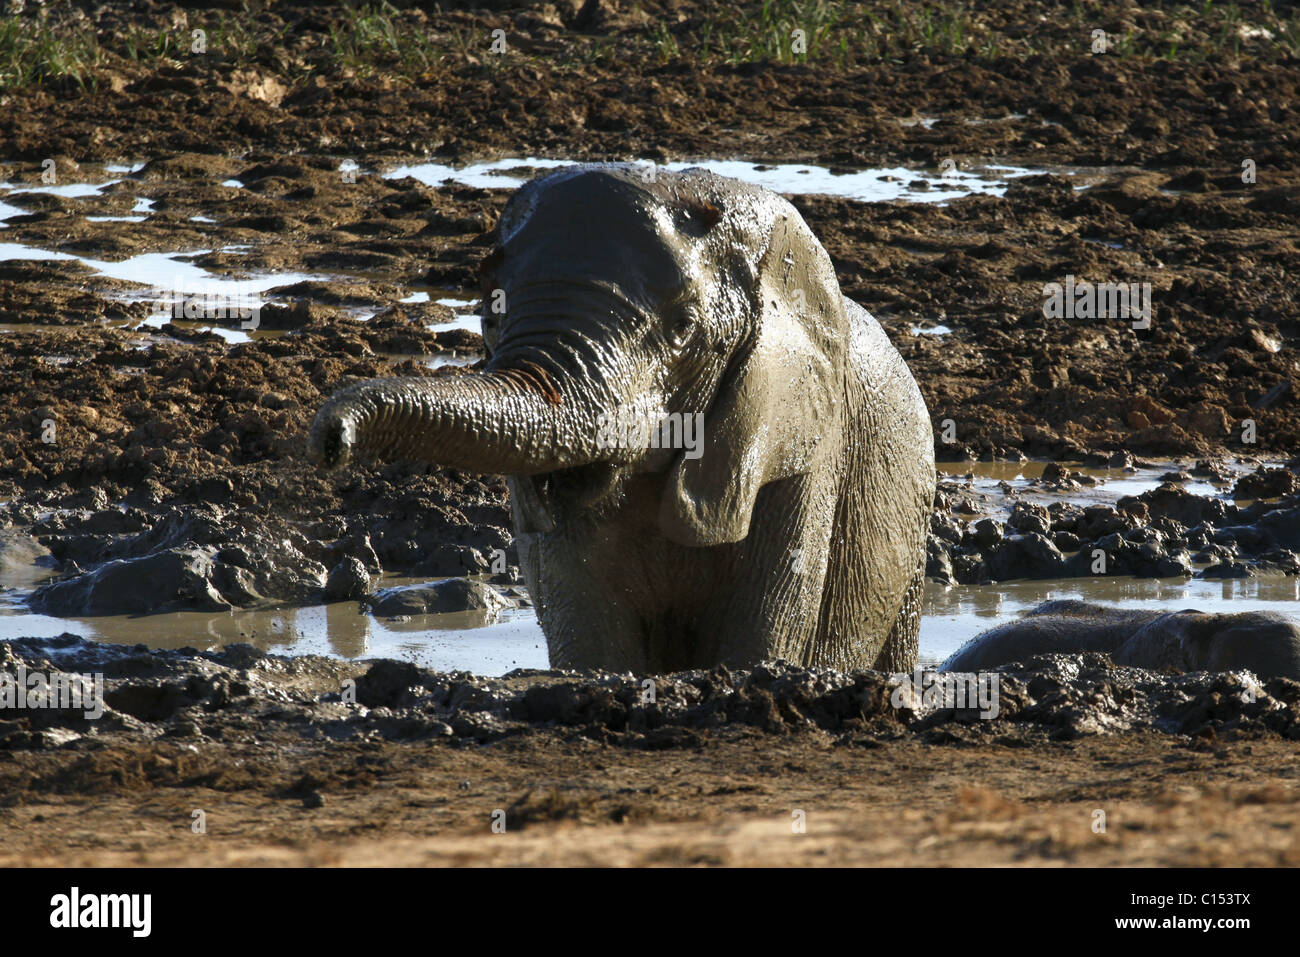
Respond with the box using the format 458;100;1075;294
843;297;887;344
842;298;932;458
843;299;923;387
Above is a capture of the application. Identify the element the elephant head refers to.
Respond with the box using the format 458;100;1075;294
309;165;850;544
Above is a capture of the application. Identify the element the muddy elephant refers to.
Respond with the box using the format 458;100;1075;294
941;599;1300;680
310;164;935;672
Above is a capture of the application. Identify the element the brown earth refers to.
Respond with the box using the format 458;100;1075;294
0;637;1297;868
4;734;1300;867
0;1;1297;503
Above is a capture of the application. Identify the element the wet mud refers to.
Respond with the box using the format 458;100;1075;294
2;635;1299;865
929;462;1300;585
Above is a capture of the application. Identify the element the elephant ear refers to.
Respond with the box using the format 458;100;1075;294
658;211;846;546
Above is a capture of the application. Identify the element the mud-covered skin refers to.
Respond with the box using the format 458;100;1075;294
311;166;934;672
943;599;1300;680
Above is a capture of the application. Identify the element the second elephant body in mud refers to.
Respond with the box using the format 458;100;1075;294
943;600;1300;680
311;165;935;672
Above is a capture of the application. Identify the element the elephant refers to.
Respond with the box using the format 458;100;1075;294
941;599;1300;680
310;164;935;673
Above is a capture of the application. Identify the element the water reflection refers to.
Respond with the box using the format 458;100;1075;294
0;589;548;676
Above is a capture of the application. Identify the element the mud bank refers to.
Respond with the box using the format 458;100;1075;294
2;634;1298;867
2;633;1295;752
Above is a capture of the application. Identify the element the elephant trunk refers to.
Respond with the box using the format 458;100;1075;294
308;371;620;474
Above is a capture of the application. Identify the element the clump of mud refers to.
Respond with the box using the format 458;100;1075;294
928;462;1300;585
1;636;1294;756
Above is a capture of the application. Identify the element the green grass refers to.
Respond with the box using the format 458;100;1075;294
122;22;177;62
0;9;105;90
208;11;267;61
655;0;1300;67
1;0;1298;93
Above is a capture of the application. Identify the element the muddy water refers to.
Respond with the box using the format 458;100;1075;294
382;156;1055;204
921;457;1296;667
0;571;548;674
6;574;1297;676
0;458;1294;676
939;460;1251;516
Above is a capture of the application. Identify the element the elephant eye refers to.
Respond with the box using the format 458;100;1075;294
666;301;694;347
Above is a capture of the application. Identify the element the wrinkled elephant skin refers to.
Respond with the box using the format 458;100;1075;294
311;165;935;672
942;599;1300;680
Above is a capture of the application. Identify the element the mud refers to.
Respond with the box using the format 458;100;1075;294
5;632;1295;745
1;0;1299;864
2;634;1299;865
929;463;1300;585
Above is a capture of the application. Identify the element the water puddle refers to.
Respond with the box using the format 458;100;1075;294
85;198;156;224
940;460;1252;516
1;466;1295;674
0;180;119;199
431;316;481;337
376;349;481;370
0;241;323;292
0;588;546;674
0;168;151;226
4;573;1296;676
382;156;1053;205
426;354;480;369
0;156;1114;243
2;236;476;361
0;241;348;344
403;289;484;336
139;315;253;344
